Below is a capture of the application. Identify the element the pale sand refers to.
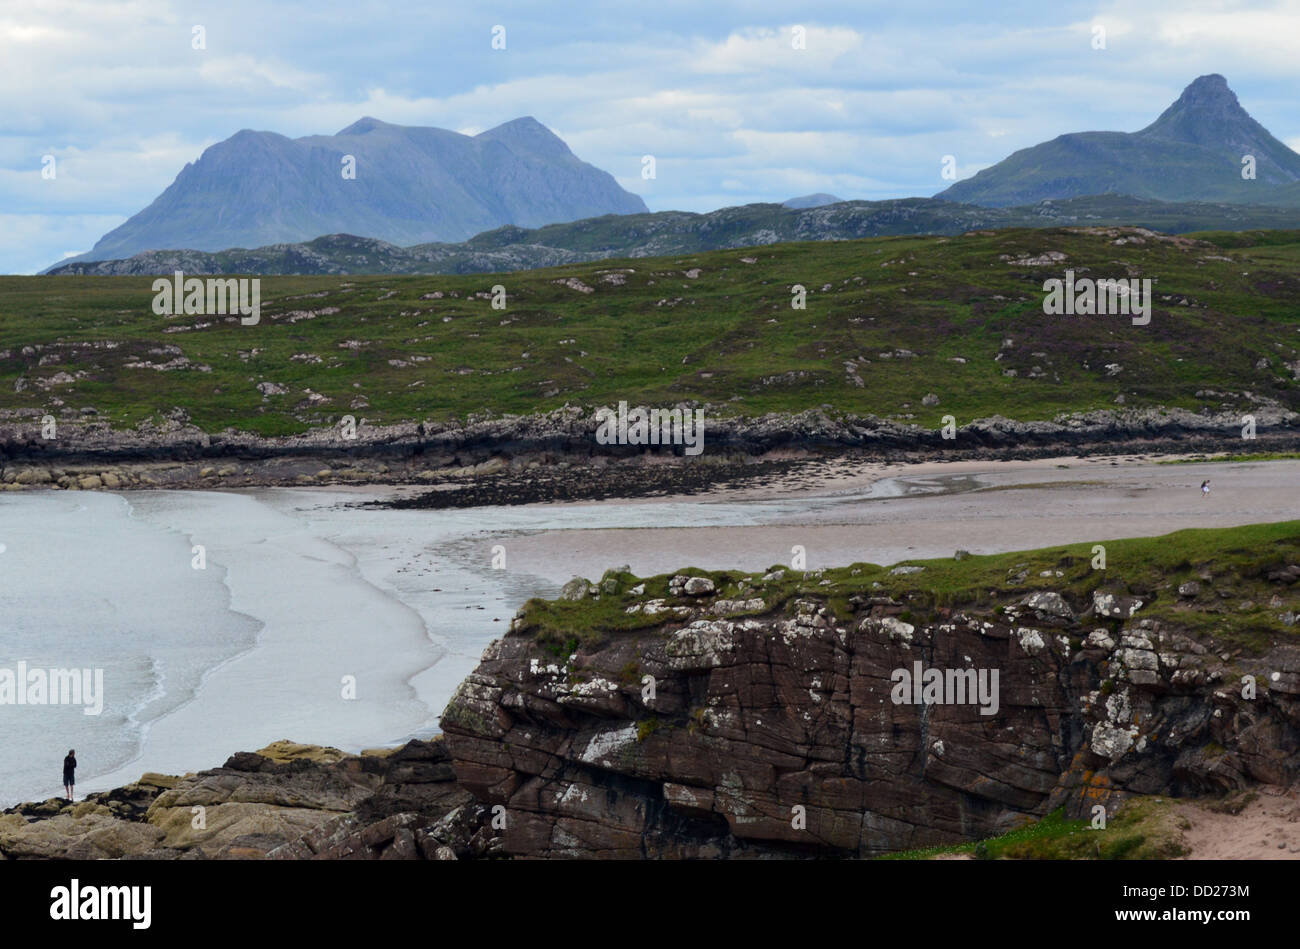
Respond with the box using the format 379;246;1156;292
1177;788;1300;859
494;456;1300;584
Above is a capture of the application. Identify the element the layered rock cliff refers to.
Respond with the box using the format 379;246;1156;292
440;544;1300;857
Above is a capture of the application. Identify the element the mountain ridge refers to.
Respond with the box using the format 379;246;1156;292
47;194;1300;277
62;116;648;268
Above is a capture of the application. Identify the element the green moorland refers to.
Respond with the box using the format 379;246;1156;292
4;226;1300;437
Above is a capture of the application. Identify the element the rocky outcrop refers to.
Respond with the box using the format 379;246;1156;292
440;568;1300;858
0;738;490;860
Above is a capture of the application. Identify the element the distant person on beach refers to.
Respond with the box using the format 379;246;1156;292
1201;479;1211;498
63;750;76;801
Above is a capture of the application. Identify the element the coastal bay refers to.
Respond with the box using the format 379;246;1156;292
3;454;1297;807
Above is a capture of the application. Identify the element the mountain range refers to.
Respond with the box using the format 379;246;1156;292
62;116;647;267
50;74;1300;275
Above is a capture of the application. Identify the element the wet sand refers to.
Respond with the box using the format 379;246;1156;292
493;456;1300;583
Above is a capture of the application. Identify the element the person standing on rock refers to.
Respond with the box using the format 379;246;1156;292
63;749;76;801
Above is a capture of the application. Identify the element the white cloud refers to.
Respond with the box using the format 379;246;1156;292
0;213;125;274
689;24;865;75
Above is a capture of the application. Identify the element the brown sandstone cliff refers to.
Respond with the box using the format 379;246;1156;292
439;565;1300;858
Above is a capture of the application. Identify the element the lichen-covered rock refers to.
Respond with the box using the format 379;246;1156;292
1093;589;1144;618
1085;628;1116;651
1022;591;1074;620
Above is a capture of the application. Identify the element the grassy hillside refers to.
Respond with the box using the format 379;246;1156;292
5;226;1300;437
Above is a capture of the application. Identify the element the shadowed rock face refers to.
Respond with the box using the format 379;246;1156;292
440;577;1300;858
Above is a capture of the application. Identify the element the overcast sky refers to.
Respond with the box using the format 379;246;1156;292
4;0;1300;273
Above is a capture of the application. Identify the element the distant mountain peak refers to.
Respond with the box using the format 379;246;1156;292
60;115;647;266
1138;74;1257;145
1183;72;1232;97
336;116;393;136
475;116;572;158
938;74;1300;207
482;116;546;133
783;193;844;209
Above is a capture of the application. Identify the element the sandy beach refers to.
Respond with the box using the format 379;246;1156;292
495;455;1300;582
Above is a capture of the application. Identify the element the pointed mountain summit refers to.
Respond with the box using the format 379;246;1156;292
67;117;648;265
938;75;1300;207
1139;74;1249;145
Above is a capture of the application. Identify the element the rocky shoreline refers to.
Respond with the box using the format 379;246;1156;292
6;538;1299;860
0;740;493;860
1;404;1297;505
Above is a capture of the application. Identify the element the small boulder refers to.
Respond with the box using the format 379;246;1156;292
560;577;593;601
669;575;716;596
